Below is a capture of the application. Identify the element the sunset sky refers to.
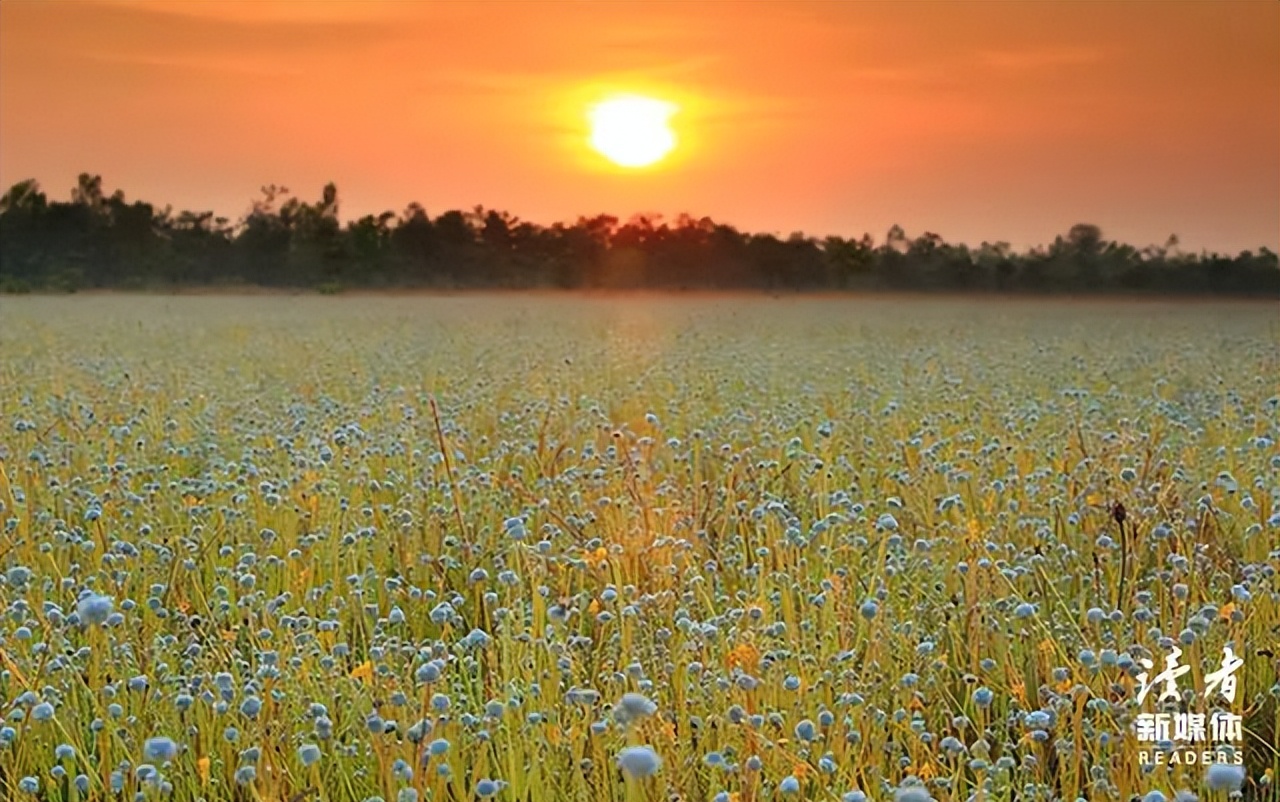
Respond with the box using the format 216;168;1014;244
2;0;1276;253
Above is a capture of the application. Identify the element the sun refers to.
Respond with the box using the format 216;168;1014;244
588;95;677;168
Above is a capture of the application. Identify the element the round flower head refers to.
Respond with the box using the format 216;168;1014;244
616;692;657;721
143;736;178;762
298;743;321;766
895;786;934;802
616;745;662;778
475;778;502;797
428;738;450;757
416;662;442;683
77;593;114;625
794;719;817;741
1204;763;1244;792
780;776;801;794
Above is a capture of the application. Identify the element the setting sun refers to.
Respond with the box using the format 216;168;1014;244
588;95;677;169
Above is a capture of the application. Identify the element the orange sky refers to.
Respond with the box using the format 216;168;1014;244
2;0;1276;252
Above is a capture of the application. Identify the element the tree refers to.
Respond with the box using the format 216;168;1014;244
1;174;1276;297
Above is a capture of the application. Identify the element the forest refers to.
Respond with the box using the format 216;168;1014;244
1;174;1276;295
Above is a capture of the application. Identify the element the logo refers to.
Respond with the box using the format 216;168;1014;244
1132;645;1244;766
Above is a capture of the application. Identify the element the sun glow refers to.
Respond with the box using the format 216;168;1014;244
588;95;678;168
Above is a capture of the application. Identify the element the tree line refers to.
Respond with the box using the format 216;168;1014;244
1;174;1276;295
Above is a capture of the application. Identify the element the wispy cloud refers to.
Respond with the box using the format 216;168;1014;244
979;47;1106;69
75;50;304;79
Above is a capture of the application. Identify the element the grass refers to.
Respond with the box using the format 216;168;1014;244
0;294;1276;802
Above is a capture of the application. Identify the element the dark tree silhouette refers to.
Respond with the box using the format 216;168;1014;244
1;176;1276;296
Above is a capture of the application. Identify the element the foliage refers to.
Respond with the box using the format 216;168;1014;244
2;176;1277;295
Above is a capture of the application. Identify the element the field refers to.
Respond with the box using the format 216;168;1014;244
0;294;1277;802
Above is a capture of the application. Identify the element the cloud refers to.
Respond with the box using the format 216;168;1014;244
978;47;1105;69
74;51;304;79
100;0;412;25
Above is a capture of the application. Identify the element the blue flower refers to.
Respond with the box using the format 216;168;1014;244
406;719;431;743
31;702;54;722
55;743;76;761
794;719;817;741
504;517;527;540
18;776;39;794
617;745;662;779
143;736;178;762
617;692;657;721
240;697;262;718
1023;711;1052;730
476;778;502;797
973;687;993;707
895;787;933;802
1204;763;1244;791
77;593;114;626
428;738;450;757
298;743;321;766
234;765;257;786
859;600;879;620
780;776;801;794
415;661;442;683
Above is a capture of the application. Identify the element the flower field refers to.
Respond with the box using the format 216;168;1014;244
0;294;1277;802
